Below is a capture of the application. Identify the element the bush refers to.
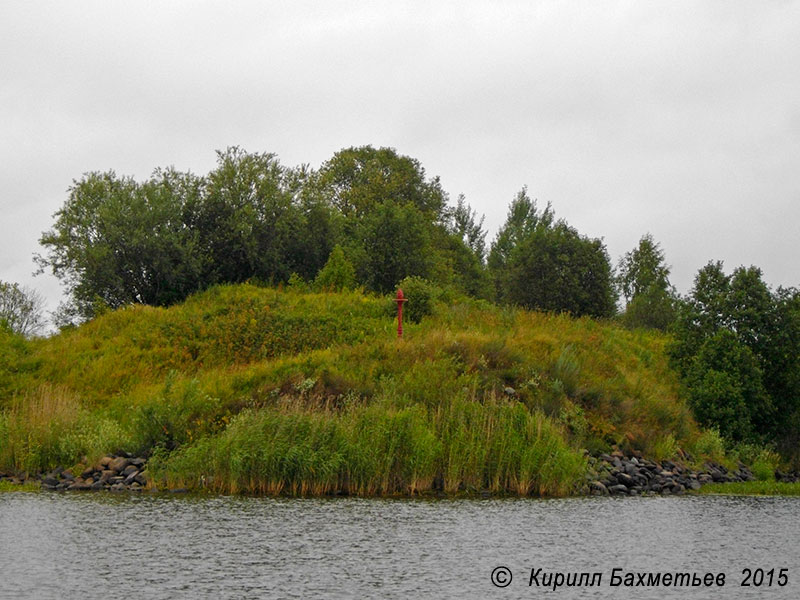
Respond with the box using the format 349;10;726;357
314;245;355;291
397;276;438;323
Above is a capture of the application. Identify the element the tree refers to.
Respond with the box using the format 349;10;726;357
448;194;487;263
685;329;772;442
36;168;205;319
192;147;301;285
0;281;45;337
488;189;616;318
358;201;433;294
616;234;678;330
669;262;800;448
314;145;447;222
36;148;337;320
313;145;491;298
314;245;355;291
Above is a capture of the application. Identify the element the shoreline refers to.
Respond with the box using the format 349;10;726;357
4;450;798;498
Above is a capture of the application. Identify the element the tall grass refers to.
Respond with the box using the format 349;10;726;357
150;393;587;497
0;385;128;473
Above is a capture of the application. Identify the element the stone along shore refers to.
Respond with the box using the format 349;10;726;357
587;451;754;496
0;454;149;492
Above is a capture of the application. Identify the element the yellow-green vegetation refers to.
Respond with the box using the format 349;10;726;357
698;482;800;496
0;480;40;493
1;283;717;496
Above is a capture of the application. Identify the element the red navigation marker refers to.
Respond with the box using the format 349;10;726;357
395;288;408;338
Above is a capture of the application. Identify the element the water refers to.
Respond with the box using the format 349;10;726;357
1;493;798;599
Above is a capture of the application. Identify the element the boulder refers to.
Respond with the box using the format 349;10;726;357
108;457;130;473
590;481;608;495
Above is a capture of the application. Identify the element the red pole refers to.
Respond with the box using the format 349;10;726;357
396;288;407;338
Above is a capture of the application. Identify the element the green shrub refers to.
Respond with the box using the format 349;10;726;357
314;245;355;291
397;276;438;323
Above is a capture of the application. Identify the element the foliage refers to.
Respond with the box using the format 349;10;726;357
397;276;438;324
191;148;331;285
314;245;356;291
670;262;800;452
357;201;434;293
616;234;678;330
684;330;771;442
36;168;206;319
447;194;487;263
35;149;336;320
313;145;447;221
489;188;616;318
0;281;46;337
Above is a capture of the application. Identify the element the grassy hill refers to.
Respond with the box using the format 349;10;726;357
0;283;723;496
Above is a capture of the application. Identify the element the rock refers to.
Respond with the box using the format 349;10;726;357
608;484;629;495
90;480;106;490
41;476;60;487
130;458;146;467
616;473;635;487
108;457;130;473
80;466;95;479
687;480;701;490
589;481;608;495
99;470;116;483
122;465;138;477
134;474;147;486
503;386;516;396
99;456;113;468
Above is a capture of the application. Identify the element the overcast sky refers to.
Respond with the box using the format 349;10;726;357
2;1;799;318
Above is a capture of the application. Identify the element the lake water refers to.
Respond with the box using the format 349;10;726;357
1;492;798;599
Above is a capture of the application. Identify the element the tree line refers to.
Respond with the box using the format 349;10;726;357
33;145;622;323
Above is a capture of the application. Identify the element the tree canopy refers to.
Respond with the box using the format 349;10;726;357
670;262;800;451
488;188;616;318
616;234;678;331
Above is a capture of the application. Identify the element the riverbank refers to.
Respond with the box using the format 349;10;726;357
0;284;789;497
5;449;799;498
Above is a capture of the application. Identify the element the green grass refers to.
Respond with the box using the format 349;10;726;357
698;481;800;496
0;283;723;495
0;480;40;493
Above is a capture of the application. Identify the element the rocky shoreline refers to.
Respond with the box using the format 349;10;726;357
0;453;153;493
586;450;756;496
2;450;798;495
